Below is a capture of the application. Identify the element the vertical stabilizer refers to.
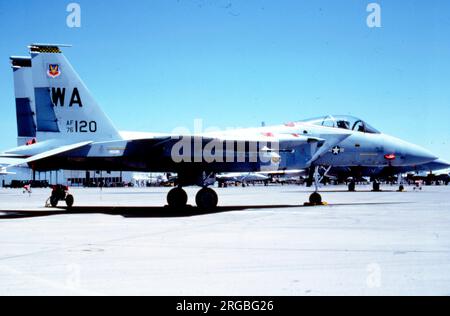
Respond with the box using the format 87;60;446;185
10;56;37;146
29;44;121;143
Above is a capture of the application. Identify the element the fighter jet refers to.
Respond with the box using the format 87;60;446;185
327;159;450;186
298;115;449;191
216;172;270;186
219;115;449;192
0;44;441;209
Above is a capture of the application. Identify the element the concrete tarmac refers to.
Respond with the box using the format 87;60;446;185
0;184;449;296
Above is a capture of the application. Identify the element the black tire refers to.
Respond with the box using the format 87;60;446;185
399;185;405;192
348;182;356;192
167;187;188;209
50;196;59;207
66;194;74;208
196;188;218;210
372;182;380;191
309;192;322;205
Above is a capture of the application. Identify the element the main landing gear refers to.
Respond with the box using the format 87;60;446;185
372;181;381;192
348;181;356;192
196;187;218;210
167;187;188;209
397;174;405;192
167;186;219;211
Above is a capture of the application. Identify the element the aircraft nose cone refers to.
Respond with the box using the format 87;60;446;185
426;159;450;171
402;145;438;165
384;135;438;166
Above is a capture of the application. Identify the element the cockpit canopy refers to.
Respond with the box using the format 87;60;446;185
300;115;380;134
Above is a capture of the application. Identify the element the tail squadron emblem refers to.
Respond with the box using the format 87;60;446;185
47;64;61;78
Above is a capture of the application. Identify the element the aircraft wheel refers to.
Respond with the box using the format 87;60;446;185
398;185;405;192
196;188;218;210
372;182;380;192
66;194;74;208
167;187;188;209
50;196;59;207
348;182;356;192
309;192;322;205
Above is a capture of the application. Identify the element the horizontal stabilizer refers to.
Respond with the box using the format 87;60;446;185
0;157;27;167
0;170;16;175
0;141;92;171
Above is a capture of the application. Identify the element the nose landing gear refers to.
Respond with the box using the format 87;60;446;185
305;166;327;206
309;192;322;205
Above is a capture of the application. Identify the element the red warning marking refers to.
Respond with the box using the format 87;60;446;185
384;154;396;160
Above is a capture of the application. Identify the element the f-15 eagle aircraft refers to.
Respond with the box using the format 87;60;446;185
216;172;270;185
297;115;449;191
0;44;440;209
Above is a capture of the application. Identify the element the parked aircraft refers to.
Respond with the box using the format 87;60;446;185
0;44;441;209
216;172;270;186
406;171;450;186
297;116;450;191
326;159;450;185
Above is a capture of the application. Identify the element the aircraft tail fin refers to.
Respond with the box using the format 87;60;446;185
10;56;37;146
28;44;121;143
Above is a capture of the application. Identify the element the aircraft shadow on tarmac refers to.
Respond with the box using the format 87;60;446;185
284;189;408;193
0;202;410;220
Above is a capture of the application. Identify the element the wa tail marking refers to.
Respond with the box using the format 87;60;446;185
51;87;83;107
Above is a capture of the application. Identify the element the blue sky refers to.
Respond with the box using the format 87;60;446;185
0;0;449;160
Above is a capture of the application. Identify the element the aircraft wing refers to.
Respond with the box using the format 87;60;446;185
0;157;26;175
149;133;323;158
116;133;326;173
138;133;324;150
